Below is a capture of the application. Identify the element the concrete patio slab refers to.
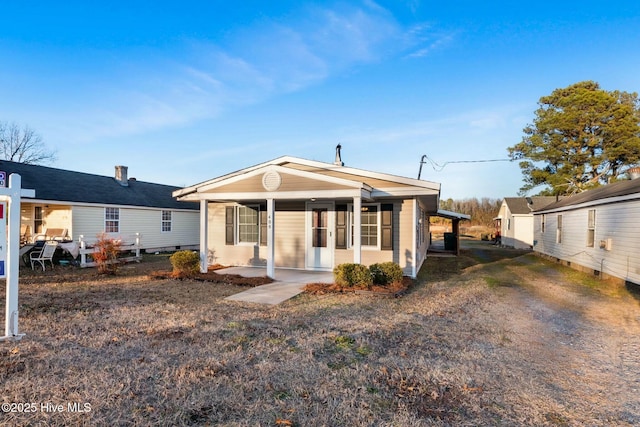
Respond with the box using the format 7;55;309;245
221;267;333;305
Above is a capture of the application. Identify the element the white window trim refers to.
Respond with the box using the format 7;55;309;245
347;203;381;250
586;209;596;248
105;207;120;234
161;210;172;233
556;214;562;244
236;204;260;246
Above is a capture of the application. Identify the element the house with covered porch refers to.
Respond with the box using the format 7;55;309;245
173;151;466;279
0;160;199;255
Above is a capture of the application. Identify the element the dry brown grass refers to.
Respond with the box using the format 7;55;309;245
1;248;640;426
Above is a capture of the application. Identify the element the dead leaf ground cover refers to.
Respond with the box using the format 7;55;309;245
1;245;639;426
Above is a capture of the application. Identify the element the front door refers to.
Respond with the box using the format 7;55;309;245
306;202;334;270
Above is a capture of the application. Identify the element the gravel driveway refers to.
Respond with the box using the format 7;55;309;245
460;245;640;425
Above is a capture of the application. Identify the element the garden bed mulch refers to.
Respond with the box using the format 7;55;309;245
148;264;274;287
303;276;414;297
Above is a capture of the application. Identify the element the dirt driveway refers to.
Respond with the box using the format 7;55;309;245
455;241;640;425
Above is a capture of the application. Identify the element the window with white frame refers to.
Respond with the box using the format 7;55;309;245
105;207;120;233
541;214;546;233
237;205;259;244
556;214;562;244
360;205;379;247
587;209;596;247
161;210;172;232
349;204;380;248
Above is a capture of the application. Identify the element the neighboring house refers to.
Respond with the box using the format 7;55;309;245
495;197;557;249
1;161;199;252
174;152;468;279
532;175;640;285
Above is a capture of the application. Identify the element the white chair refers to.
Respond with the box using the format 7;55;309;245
33;228;68;242
30;241;59;271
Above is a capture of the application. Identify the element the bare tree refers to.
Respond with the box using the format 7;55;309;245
0;121;56;164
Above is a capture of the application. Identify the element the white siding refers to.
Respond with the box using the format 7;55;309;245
534;201;640;284
211;199;416;274
274;202;306;269
334;200;408;273
507;215;534;249
208;203;266;267
72;205;199;251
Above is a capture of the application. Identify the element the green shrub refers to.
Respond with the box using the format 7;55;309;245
170;250;200;277
369;262;404;285
333;263;373;289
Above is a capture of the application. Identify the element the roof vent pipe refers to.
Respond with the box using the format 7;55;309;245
628;166;640;180
115;165;129;186
334;144;344;166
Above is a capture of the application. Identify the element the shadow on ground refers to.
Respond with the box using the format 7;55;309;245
419;239;531;283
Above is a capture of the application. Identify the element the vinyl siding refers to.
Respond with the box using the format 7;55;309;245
208;203;267;267
503;214;534;249
274;202;306;268
72;205;199;250
334;199;415;275
208;201;306;268
534;200;640;284
283;163;419;190
208;172;353;194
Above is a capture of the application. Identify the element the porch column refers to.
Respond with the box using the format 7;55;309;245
199;200;208;273
266;198;275;279
353;196;361;264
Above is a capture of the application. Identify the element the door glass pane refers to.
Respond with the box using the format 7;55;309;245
312;208;327;248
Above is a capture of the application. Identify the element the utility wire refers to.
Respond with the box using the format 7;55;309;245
417;154;511;179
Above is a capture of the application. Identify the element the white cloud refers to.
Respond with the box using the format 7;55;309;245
38;2;459;145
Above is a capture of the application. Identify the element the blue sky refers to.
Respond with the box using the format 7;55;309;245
1;1;639;199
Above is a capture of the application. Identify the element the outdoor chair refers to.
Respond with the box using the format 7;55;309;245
33;228;68;242
20;224;31;245
30;240;59;271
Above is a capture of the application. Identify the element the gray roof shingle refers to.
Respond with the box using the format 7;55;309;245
0;161;197;210
535;179;640;212
504;196;558;214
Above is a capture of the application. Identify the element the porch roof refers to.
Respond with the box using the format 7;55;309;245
174;156;441;211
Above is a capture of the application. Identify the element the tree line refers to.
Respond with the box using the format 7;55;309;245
436;197;502;227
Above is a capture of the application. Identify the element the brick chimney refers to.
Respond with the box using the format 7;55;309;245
115;165;129;186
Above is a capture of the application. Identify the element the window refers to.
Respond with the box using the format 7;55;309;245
34;206;44;234
105;207;120;233
587;209;596;247
541;214;546;233
556;214;562;244
507;218;511;230
161;210;172;232
237;205;259;244
225;205;263;245
360;205;379;247
337;203;393;250
349;204;379;248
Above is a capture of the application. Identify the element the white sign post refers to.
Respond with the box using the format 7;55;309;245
1;174;35;342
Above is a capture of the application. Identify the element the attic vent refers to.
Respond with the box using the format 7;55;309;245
262;171;282;191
